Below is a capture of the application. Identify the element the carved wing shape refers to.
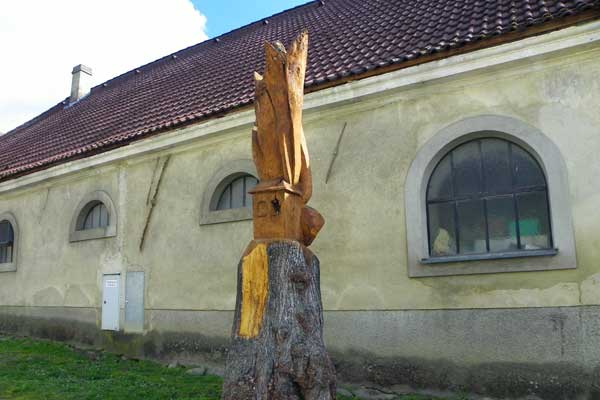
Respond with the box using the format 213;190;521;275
252;32;312;202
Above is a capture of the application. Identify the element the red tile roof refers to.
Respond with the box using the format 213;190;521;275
1;0;599;181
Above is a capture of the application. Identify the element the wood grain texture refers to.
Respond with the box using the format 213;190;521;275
222;33;335;400
250;31;323;246
301;206;325;247
238;243;269;339
222;241;336;400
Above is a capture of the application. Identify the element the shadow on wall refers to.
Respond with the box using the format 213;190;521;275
2;312;600;399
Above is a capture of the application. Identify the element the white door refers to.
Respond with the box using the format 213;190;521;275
101;274;120;331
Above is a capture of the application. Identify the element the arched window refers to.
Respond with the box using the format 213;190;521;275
70;191;117;242
427;138;552;258
0;220;14;264
0;212;18;272
79;201;110;230
200;160;258;225
214;174;258;211
404;115;576;277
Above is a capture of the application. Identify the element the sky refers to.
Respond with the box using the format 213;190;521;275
0;0;308;134
193;1;308;37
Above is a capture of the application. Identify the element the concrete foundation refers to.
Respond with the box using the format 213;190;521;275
2;305;600;399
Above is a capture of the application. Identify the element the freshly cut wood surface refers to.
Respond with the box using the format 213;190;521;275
238;243;269;339
250;31;323;246
222;241;336;400
252;32;311;192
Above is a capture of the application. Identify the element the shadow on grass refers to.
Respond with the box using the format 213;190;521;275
0;336;461;400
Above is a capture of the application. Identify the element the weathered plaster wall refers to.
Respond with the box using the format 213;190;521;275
312;42;600;311
0;41;599;313
2;306;600;399
0;33;599;398
0;166;122;309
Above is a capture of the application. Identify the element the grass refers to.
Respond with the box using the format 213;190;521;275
0;336;220;400
0;335;457;400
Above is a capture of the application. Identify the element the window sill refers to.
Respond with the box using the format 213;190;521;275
409;247;572;278
0;263;16;272
69;226;116;242
421;249;559;264
199;208;252;225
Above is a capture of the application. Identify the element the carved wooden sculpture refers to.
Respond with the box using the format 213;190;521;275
222;32;336;400
250;31;323;246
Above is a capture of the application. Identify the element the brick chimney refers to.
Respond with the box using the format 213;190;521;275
70;64;92;103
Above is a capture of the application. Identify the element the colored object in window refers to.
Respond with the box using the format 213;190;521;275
426;138;552;258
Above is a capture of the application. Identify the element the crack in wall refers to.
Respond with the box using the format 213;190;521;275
139;155;171;251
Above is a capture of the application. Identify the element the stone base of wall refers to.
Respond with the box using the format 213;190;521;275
325;307;600;399
1;305;600;399
0;306;99;346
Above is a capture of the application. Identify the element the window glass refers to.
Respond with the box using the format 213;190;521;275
0;221;14;264
513;145;545;188
217;185;231;210
215;174;258;211
517;192;551;250
487;196;518;252
452;141;482;197
457;200;486;254
426;138;552;258
230;177;245;209
428;202;457;257
482;139;511;194
81;202;109;230
244;176;255;208
428;155;452;200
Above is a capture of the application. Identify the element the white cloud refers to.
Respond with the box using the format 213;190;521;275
0;0;208;133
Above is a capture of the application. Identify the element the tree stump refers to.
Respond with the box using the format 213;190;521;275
222;240;336;400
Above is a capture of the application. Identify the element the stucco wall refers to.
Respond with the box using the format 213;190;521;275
0;30;599;398
0;40;599;314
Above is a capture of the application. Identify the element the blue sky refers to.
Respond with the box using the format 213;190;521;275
192;0;310;37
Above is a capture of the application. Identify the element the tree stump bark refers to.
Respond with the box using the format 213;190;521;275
222;240;336;400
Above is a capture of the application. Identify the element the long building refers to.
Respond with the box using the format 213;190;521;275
1;1;600;398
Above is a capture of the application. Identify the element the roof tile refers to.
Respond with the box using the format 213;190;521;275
1;0;598;180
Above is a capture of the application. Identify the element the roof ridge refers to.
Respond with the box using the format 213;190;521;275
3;99;68;138
208;0;318;41
90;0;319;93
0;0;598;181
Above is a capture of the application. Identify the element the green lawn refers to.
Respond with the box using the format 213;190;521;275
0;335;451;400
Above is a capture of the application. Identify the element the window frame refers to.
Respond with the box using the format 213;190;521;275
80;201;110;231
214;174;257;211
200;159;258;225
425;138;555;261
0;212;18;273
404;115;576;277
69;191;117;242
